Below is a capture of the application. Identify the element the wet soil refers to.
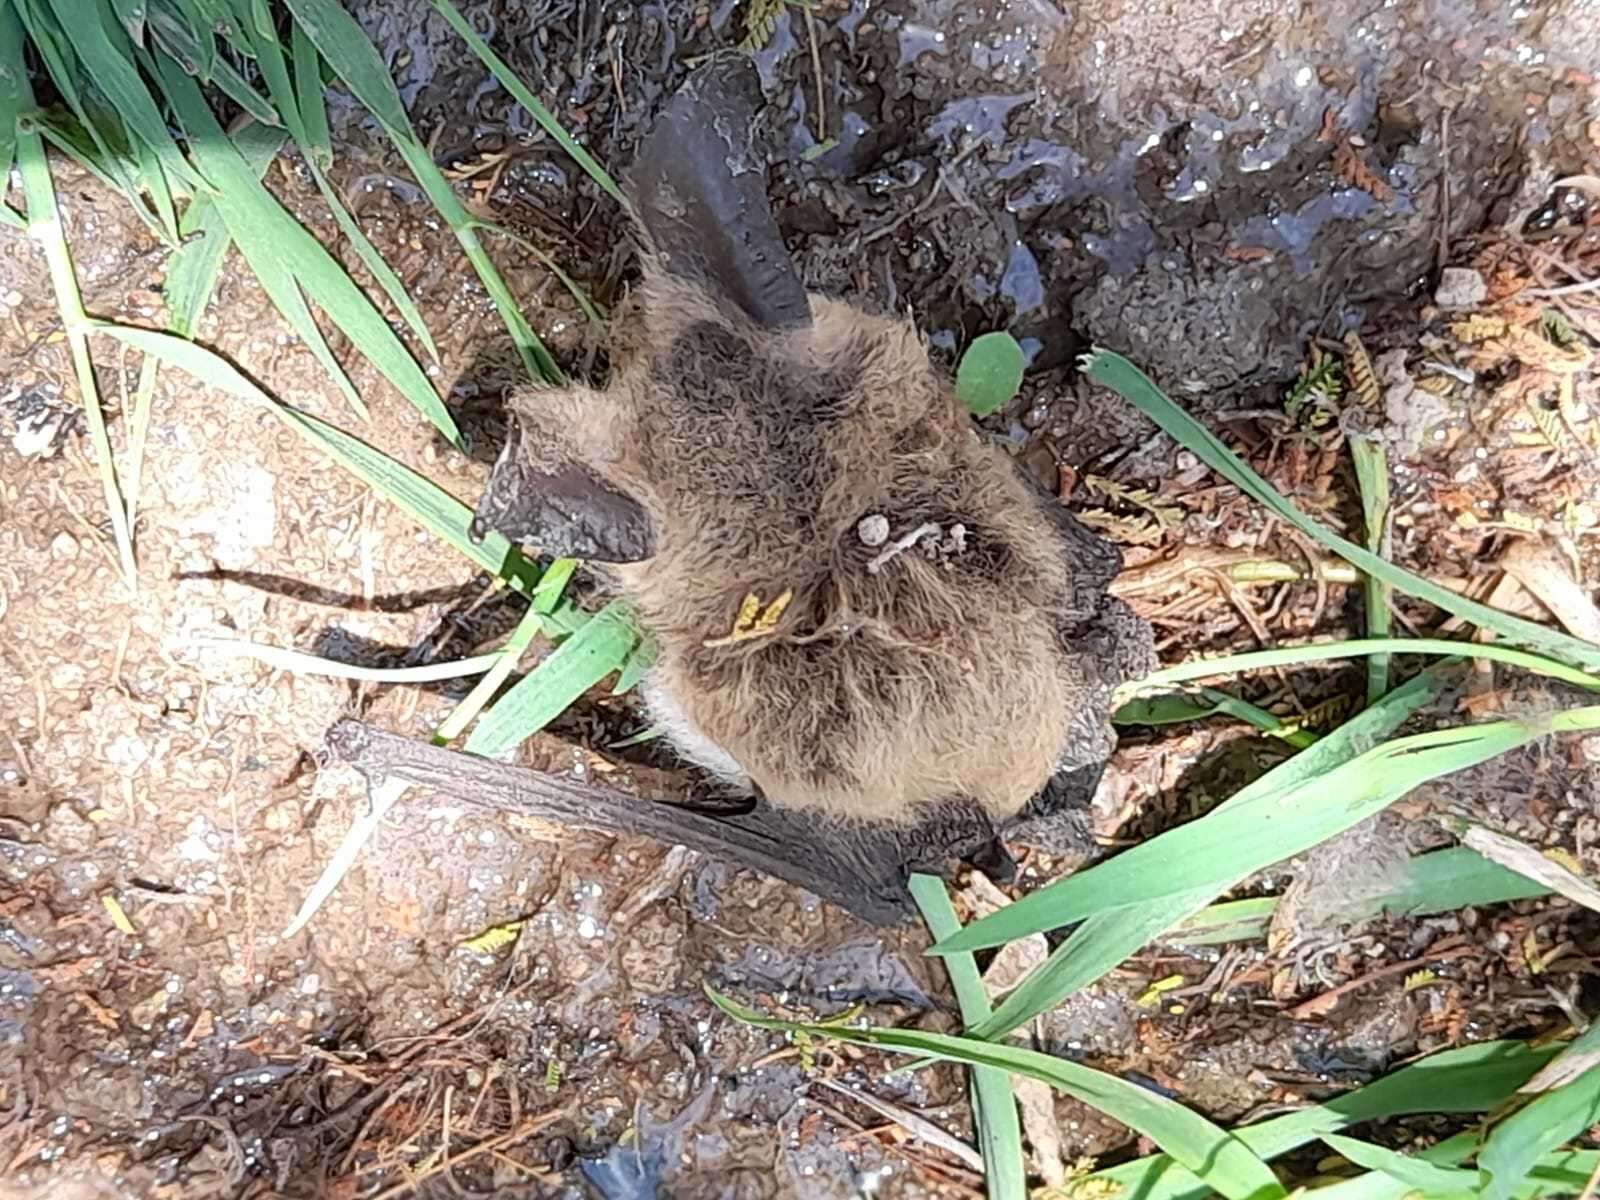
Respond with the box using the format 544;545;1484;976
3;0;1600;1196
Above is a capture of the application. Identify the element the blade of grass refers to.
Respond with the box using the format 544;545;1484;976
1125;637;1600;697
464;599;637;756
1170;845;1552;946
530;557;576;614
198;638;501;682
475;221;608;330
932;666;1455;1042
149;48;464;440
432;603;545;744
1351;433;1392;703
49;0;207;192
12;76;138;589
611;633;657;695
1480;1023;1600;1200
0;1;24;209
290;20;330;160
908;874;1025;1200
936;665;1456;959
237;2;439;359
14;0;175;241
1321;1133;1479;1192
1084;349;1600;672
282;0;562;384
87;322;541;600
944;703;1600;955
161;0;215;80
146;0;281;126
427;0;622;202
1091;1039;1558;1200
708;988;1285;1200
1114;686;1318;748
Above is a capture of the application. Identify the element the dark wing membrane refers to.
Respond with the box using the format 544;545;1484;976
625;53;811;330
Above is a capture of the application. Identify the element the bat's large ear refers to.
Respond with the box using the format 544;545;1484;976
625;52;811;330
468;392;655;563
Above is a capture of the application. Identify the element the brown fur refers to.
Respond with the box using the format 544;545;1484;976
500;268;1127;825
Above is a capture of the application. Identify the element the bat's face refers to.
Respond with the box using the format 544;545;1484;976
472;55;1153;828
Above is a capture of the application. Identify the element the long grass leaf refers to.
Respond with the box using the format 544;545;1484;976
161;0;215;80
1115;687;1318;748
936;667;1456;957
1480;1023;1600;1200
432;604;544;744
945;705;1600;954
1084;349;1600;672
12;77;138;588
282;0;563;383
239;4;438;358
1092;1040;1557;1200
708;988;1285;1200
199;637;500;682
909;875;1026;1200
50;0;206;191
0;2;23;184
465;600;637;756
1322;1133;1478;1192
150;49;463;440
428;0;622;202
290;21;331;164
1128;636;1600;696
465;616;625;747
147;0;280;125
1171;846;1552;945
87;322;541;600
611;634;657;695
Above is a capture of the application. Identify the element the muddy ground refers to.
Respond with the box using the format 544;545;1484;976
3;0;1600;1196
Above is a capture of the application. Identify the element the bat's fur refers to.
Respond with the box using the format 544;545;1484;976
475;59;1151;828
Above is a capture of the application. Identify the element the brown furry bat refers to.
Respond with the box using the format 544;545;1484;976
472;54;1152;836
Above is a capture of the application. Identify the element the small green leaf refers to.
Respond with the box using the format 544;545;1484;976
956;331;1026;416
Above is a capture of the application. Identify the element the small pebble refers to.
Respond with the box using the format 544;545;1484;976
1434;267;1487;310
857;514;890;547
50;531;79;560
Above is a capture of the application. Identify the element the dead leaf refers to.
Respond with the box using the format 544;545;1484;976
1500;540;1600;644
1461;823;1600;913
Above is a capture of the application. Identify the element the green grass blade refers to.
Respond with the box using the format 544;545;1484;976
1480;1023;1600;1200
947;668;1454;1037
1322;1133;1478;1192
160;0;215;79
146;1;279;125
707;988;1285;1200
475;221;608;330
123;351;157;532
290;20;331;166
611;633;657;695
86;322;542;600
935;667;1458;956
49;0;207;192
908;875;1026;1200
236;0;437;359
427;0;622;203
529;557;576;614
1091;1040;1557;1200
1351;434;1392;703
1172;846;1552;946
13;78;138;589
149;49;463;441
0;2;22;187
1084;349;1600;672
1115;686;1318;748
1127;637;1600;696
432;604;545;744
131;139;180;244
465;600;637;756
107;0;146;42
1165;896;1280;946
282;0;564;383
944;704;1600;954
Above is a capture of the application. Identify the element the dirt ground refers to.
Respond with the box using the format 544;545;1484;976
3;0;1600;1196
